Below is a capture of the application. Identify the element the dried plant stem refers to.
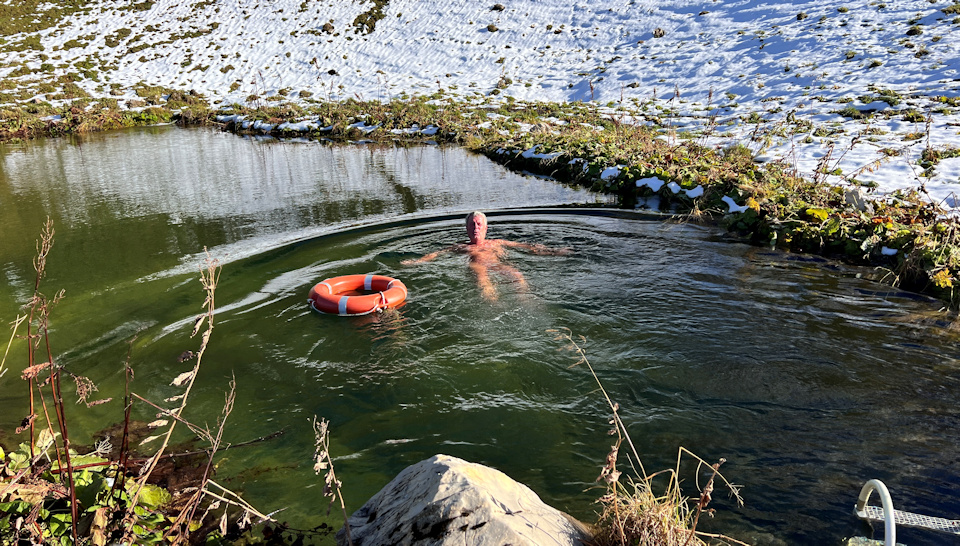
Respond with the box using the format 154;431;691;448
21;219;80;544
125;252;220;533
313;416;353;546
112;335;137;502
48;366;79;545
1;314;27;378
204;480;277;523
187;379;235;526
164;378;237;544
549;327;646;479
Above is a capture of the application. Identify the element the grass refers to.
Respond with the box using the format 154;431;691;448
944;3;960;15
352;0;390;35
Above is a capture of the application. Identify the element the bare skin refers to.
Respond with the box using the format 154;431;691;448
402;212;570;301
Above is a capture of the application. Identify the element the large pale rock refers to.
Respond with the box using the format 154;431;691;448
338;454;592;546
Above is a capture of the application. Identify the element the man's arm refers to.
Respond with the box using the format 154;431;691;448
401;245;458;265
501;240;572;256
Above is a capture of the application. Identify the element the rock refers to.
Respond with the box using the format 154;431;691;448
844;537;905;546
530;121;552;133
844;187;873;213
653;27;666;38
491;3;505;11
338;454;591;546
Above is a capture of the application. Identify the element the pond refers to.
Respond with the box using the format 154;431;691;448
2;126;959;546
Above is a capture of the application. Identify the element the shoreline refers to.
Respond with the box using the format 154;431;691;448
1;93;957;310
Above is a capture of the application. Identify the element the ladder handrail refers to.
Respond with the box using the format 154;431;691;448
855;479;896;546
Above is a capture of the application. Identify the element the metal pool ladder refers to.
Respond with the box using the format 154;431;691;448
855;479;960;545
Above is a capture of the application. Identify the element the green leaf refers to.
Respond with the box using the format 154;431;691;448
0;501;31;517
74;469;107;510
139;511;166;526
8;450;29;470
805;207;831;222
823;217;841;236
70;454;108;467
74;469;93;487
49;513;72;536
136;484;172;510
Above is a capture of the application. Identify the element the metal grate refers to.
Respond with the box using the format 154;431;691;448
858;505;960;535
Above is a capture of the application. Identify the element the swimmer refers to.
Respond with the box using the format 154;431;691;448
402;211;571;300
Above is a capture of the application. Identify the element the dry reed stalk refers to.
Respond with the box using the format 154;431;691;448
122;251;220;542
313;416;353;546
548;328;745;546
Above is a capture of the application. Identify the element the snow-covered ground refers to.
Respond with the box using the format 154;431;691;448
3;0;960;206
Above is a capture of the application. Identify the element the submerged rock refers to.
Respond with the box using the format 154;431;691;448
337;454;591;546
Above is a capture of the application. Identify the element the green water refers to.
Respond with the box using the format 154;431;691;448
2;127;960;546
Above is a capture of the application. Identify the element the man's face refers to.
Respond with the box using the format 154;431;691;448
467;214;487;244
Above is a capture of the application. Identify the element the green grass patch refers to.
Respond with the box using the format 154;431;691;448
901;109;926;123
942;3;960;15
858;88;901;106
835;105;870;119
0;0;88;39
119;0;154;12
104;27;132;48
352;0;389;34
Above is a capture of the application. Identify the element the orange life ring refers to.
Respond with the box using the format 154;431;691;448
308;274;407;316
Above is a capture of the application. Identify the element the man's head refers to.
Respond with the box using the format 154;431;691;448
466;211;488;244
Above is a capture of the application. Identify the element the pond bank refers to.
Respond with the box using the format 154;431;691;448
216;98;960;312
2;95;958;311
